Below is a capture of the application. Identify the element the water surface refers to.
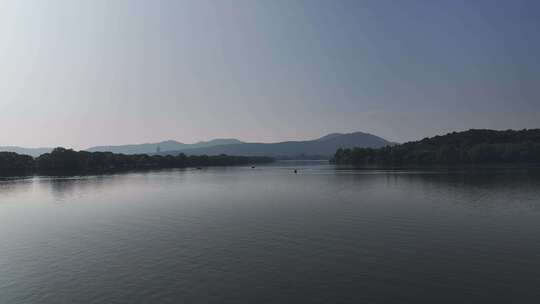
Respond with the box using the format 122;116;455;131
1;163;540;303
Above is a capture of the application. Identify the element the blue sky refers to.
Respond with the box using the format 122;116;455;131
1;0;539;148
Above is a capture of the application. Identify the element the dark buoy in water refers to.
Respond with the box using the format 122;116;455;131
196;167;202;170
294;169;298;174
251;166;255;169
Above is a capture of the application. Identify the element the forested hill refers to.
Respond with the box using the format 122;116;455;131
0;148;273;176
332;129;540;165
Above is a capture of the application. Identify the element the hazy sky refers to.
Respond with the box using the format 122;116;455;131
1;0;539;149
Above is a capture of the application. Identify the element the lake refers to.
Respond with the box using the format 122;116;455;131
1;162;540;303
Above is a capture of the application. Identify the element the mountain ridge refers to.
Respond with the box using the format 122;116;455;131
1;132;392;158
85;138;244;154
157;132;392;159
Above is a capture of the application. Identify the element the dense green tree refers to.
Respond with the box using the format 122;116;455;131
0;152;34;174
332;129;540;165
0;148;273;176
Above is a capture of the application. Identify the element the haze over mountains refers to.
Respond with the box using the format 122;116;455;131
0;139;242;157
157;132;391;159
86;138;243;155
1;132;392;158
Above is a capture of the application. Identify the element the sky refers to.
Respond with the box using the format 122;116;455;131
0;0;539;149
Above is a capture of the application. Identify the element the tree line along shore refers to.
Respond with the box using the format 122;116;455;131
2;129;540;175
332;129;540;165
0;147;274;175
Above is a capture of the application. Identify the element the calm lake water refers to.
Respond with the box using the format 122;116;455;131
1;162;540;303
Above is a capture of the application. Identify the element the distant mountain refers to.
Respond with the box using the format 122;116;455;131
1;133;389;158
316;133;344;141
191;138;244;148
0;146;52;157
158;132;392;159
86;138;243;154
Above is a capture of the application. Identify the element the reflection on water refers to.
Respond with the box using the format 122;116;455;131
1;163;540;303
